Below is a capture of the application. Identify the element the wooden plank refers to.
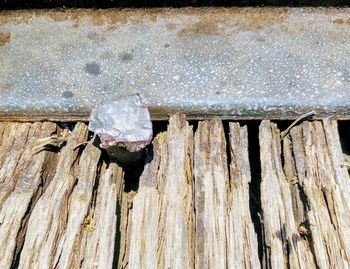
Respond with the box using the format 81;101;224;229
0;122;58;269
127;116;261;268
259;120;315;268
51;139;101;268
18;122;88;269
127;114;194;268
0;123;18;166
194;118;229;268
0;116;348;268
126;132;163;269
0;122;6;145
118;191;135;269
79;162;124;269
153;114;195;268
288;120;350;268
226;122;260;268
0;123;33;207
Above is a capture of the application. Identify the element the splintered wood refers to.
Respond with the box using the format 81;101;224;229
127;116;259;268
0;122;123;269
0;116;349;268
260;120;350;269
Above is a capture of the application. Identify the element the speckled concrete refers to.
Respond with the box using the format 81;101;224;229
0;8;350;120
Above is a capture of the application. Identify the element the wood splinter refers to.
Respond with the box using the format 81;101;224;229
280;111;316;140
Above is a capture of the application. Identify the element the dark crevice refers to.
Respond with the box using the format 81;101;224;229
276;120;293;169
222;120;232;175
152;120;168;137
57;122;76;132
338;121;350;157
1;0;349;9
112;121;168;193
112;195;122;269
244;120;265;266
189;120;199;134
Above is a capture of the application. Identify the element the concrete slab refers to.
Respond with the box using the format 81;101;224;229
0;8;350;121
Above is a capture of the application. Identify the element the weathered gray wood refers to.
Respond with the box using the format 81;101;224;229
52;139;101;268
194;118;229;269
0;122;6;145
118;191;135;269
0;123;18;167
126;132;163;269
127;114;194;268
79;162;124;269
259;120;315;269
288;120;350;268
127;116;261;269
0;122;58;269
227;122;260;269
1;116;349;269
0;123;31;207
18;123;88;269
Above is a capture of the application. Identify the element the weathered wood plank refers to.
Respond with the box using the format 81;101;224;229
0;122;6;145
194;118;229;268
0;116;348;269
289;120;350;268
259;120;315;269
0;122;58;269
118;191;135;269
79;161;124;269
52;139;101;268
127;132;163;269
0;123;18;166
0;123;34;207
154;114;195;269
18;122;88;269
227;122;260;269
127;114;194;268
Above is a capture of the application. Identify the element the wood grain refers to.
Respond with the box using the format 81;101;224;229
0;122;58;269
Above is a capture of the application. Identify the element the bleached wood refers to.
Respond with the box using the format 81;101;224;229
80;162;124;269
18;122;88;269
259;120;315;269
0;122;5;145
52;140;101;268
127;114;194;269
118;191;135;269
289;120;350;269
0;122;58;269
226;122;261;269
127;132;163;269
0;123;31;207
155;114;195;269
194;118;229;269
0;123;19;167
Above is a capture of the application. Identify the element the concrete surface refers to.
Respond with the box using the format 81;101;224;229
0;8;350;120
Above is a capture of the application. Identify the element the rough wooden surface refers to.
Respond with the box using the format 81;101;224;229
127;114;195;268
259;121;315;268
0;122;58;268
227;122;261;269
260;120;350;269
288;119;350;268
125;116;260;269
79;162;124;269
194;118;229;268
1;117;349;269
0;122;124;269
